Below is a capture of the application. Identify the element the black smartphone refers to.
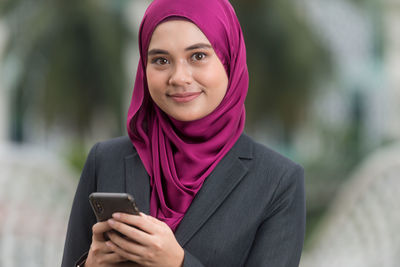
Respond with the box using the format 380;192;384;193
89;192;140;222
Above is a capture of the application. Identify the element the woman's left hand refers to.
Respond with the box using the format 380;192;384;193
106;212;184;267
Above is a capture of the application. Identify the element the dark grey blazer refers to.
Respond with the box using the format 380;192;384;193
61;134;305;267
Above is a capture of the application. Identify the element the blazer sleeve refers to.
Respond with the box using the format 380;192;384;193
61;143;99;267
244;164;306;267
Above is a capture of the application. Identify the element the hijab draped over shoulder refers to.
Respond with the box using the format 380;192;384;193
127;0;248;231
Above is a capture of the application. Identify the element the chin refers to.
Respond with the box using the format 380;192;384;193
172;116;200;122
170;112;204;122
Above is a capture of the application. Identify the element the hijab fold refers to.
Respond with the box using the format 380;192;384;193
127;0;248;231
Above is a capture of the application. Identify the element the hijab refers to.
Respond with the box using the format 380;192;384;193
127;0;248;231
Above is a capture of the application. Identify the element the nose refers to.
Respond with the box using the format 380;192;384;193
168;61;192;86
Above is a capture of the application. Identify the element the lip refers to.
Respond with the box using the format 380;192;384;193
168;92;202;103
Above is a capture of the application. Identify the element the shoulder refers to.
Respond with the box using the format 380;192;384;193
234;134;304;202
235;133;302;175
82;136;137;191
87;136;137;166
236;134;305;218
94;136;136;155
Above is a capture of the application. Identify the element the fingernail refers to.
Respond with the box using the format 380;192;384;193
105;241;112;247
112;213;121;219
108;219;115;225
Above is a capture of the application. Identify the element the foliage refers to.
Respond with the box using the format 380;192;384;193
0;0;331;144
231;0;331;143
0;0;130;141
64;140;90;174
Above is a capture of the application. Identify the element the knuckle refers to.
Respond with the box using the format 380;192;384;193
91;243;100;254
137;218;148;228
98;258;106;265
161;226;169;234
117;254;125;261
92;222;105;234
142;259;152;266
145;250;155;260
111;221;120;230
153;240;163;250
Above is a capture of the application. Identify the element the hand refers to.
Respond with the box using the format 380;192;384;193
106;212;184;267
85;221;129;267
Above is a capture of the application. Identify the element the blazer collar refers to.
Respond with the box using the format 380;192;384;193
124;134;253;246
125;153;151;215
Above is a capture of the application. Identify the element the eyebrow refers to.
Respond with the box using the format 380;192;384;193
147;43;212;56
147;49;169;56
185;43;212;51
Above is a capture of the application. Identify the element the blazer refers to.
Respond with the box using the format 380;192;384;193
61;134;305;267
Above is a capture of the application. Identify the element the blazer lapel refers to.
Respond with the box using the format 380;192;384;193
125;152;151;215
123;134;253;246
175;144;250;246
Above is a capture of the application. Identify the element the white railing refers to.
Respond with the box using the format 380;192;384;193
0;143;77;267
301;143;400;267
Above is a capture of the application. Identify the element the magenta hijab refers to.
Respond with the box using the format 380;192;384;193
127;0;248;231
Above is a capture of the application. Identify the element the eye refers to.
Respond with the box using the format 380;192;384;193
152;57;169;65
191;52;206;61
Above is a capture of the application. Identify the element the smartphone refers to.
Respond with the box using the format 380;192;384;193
89;192;140;222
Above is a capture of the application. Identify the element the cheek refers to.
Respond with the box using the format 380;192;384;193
199;62;228;97
146;68;164;96
146;68;156;88
197;62;228;89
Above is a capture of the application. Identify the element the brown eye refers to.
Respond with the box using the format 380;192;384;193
192;52;206;61
152;57;169;65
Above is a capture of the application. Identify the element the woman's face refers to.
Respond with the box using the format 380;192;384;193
146;20;228;121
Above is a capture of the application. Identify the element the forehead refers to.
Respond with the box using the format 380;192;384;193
148;20;211;50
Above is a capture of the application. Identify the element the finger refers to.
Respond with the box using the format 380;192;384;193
106;239;143;263
117;262;142;267
107;230;147;256
101;251;128;263
89;237;130;262
144;213;167;227
140;214;174;238
92;222;113;241
108;218;151;245
112;212;156;234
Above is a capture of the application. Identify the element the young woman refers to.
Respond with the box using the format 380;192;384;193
61;0;305;266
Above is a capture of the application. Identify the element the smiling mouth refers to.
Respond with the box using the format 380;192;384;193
168;92;202;103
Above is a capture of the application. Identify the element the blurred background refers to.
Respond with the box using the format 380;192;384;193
0;0;399;266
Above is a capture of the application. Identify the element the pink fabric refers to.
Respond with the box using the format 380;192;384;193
127;0;248;231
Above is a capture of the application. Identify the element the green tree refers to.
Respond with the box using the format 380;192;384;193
231;0;331;144
0;0;130;142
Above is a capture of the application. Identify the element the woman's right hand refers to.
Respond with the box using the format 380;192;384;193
84;221;129;267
